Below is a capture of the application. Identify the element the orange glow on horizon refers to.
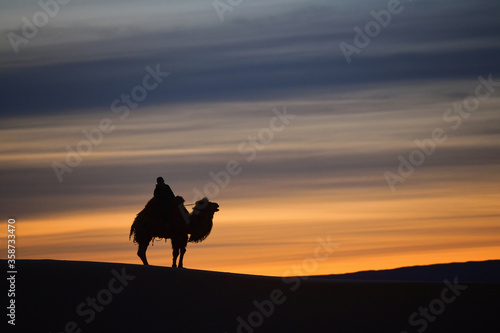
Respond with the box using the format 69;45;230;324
10;186;500;276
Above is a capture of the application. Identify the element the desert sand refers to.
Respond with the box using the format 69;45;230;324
5;259;499;332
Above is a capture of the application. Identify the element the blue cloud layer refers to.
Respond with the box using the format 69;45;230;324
1;0;499;116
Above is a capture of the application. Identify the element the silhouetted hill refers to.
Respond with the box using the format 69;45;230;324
311;260;500;283
5;259;500;333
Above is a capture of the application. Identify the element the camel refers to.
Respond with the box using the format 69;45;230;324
129;196;219;267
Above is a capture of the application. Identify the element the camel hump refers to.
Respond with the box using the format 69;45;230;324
173;196;185;205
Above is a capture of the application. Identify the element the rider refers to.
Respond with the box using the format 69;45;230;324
154;177;175;229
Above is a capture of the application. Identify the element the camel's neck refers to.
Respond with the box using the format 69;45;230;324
190;210;208;221
188;210;213;228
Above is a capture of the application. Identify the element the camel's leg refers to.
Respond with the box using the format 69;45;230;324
179;234;188;268
172;244;179;268
171;235;185;268
178;247;186;268
137;241;150;265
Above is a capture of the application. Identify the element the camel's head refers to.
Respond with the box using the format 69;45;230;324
193;198;219;213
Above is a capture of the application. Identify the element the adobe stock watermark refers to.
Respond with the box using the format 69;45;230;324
6;218;17;326
339;0;409;64
6;0;72;54
51;64;170;183
384;74;500;192
212;0;245;22
50;266;135;333
400;277;467;333
226;235;339;333
190;106;295;204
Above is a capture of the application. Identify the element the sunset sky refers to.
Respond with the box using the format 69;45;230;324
1;0;499;276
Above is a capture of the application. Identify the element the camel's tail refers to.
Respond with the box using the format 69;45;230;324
129;218;138;243
129;224;134;241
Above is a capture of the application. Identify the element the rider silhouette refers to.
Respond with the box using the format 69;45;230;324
154;177;175;229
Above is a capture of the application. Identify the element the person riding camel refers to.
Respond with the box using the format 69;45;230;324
154;177;175;229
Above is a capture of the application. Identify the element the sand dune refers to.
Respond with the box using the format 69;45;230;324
5;259;499;332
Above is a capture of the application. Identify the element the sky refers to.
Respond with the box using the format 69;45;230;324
1;0;499;276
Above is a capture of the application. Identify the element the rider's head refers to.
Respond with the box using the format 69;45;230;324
156;177;165;184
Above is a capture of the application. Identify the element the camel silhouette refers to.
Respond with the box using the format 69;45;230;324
129;196;219;267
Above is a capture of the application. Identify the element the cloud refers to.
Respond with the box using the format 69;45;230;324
1;0;499;116
2;82;499;220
